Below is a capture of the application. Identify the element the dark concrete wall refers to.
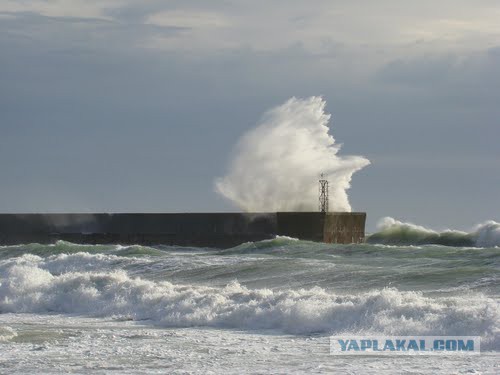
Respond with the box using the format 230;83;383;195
323;212;366;244
0;213;276;234
0;213;277;248
0;212;365;247
276;212;325;242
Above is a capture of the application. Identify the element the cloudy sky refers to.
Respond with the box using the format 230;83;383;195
1;0;499;231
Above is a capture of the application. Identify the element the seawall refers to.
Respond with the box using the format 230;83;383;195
0;212;366;248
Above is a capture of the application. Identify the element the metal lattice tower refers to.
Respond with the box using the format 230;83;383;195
319;174;329;213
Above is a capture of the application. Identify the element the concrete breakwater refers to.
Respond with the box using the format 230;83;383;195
0;212;366;248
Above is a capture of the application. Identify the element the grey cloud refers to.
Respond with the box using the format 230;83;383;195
375;49;500;110
0;10;111;24
377;56;455;85
0;10;187;54
102;0;236;24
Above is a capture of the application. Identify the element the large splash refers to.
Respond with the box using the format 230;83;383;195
368;217;500;247
215;97;370;212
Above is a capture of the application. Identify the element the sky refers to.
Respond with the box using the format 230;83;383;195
1;0;499;232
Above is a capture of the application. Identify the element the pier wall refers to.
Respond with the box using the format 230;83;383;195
323;212;366;243
0;212;365;247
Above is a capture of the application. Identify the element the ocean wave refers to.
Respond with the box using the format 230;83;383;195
367;217;500;247
0;241;166;260
0;326;17;342
0;257;498;349
218;235;305;255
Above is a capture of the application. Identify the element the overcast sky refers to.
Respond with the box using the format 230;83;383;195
1;0;499;231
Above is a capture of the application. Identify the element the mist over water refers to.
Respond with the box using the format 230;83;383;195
215;97;370;212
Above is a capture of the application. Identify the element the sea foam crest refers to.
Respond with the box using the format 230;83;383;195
368;217;500;247
0;326;17;342
0;254;498;348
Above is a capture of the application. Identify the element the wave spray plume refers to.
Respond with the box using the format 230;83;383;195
215;97;370;211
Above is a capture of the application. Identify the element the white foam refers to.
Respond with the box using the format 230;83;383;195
377;217;441;235
2;314;497;374
215;96;370;212
0;256;498;348
0;325;17;341
474;220;500;247
273;235;299;241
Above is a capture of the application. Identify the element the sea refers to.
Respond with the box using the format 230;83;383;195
0;220;499;374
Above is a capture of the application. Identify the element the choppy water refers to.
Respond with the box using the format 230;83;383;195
1;236;499;374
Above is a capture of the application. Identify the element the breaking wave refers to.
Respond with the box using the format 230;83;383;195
0;326;17;342
368;217;500;247
0;254;498;349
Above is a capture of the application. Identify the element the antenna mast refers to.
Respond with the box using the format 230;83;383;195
319;173;329;213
